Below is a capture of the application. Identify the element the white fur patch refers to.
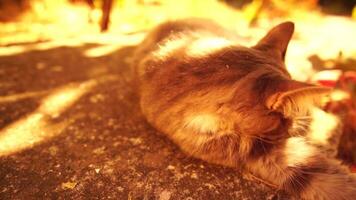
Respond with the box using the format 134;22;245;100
309;107;339;145
184;114;219;133
285;137;315;166
187;37;233;57
153;37;188;59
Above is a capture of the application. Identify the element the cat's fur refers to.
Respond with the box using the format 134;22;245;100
132;18;356;199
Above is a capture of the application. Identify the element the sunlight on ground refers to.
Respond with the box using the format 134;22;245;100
0;90;49;103
83;33;144;57
0;75;117;156
0;33;144;57
84;44;128;58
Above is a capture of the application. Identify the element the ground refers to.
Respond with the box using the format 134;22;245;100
0;40;281;199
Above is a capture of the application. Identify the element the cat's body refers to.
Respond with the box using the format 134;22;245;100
132;18;356;199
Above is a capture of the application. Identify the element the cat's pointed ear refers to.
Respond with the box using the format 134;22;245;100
254;22;294;60
265;80;331;117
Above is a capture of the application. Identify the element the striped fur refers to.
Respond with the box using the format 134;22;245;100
132;18;356;199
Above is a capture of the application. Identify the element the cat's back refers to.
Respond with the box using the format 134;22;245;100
133;19;263;130
133;18;238;70
136;18;233;51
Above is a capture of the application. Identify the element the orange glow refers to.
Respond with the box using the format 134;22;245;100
0;90;49;103
83;33;144;57
329;90;350;101
0;75;117;156
1;0;355;75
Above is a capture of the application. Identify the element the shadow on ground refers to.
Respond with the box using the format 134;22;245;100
0;42;280;199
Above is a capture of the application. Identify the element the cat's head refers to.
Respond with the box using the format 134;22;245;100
229;22;331;138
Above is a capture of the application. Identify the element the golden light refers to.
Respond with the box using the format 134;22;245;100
329;90;350;101
84;44;123;57
0;90;48;103
38;83;94;117
0;75;117;157
0;45;27;56
83;33;144;57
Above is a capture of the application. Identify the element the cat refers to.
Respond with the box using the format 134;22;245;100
132;18;356;200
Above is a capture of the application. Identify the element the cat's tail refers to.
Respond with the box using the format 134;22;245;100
246;136;356;200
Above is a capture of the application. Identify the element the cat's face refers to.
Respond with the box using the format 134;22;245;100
225;22;331;139
225;69;289;139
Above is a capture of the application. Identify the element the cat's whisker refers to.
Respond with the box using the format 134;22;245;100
294;116;313;119
244;134;279;144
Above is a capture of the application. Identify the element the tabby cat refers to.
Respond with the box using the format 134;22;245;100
132;18;356;200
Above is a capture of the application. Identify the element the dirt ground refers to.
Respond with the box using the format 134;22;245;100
0;39;283;199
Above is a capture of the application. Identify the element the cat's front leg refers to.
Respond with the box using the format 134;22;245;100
246;136;356;200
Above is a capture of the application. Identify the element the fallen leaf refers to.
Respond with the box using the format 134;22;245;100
61;181;77;190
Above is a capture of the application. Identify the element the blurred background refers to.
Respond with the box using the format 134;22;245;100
1;0;356;80
1;0;356;77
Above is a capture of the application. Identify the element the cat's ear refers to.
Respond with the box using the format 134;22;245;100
253;22;294;61
265;80;331;117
